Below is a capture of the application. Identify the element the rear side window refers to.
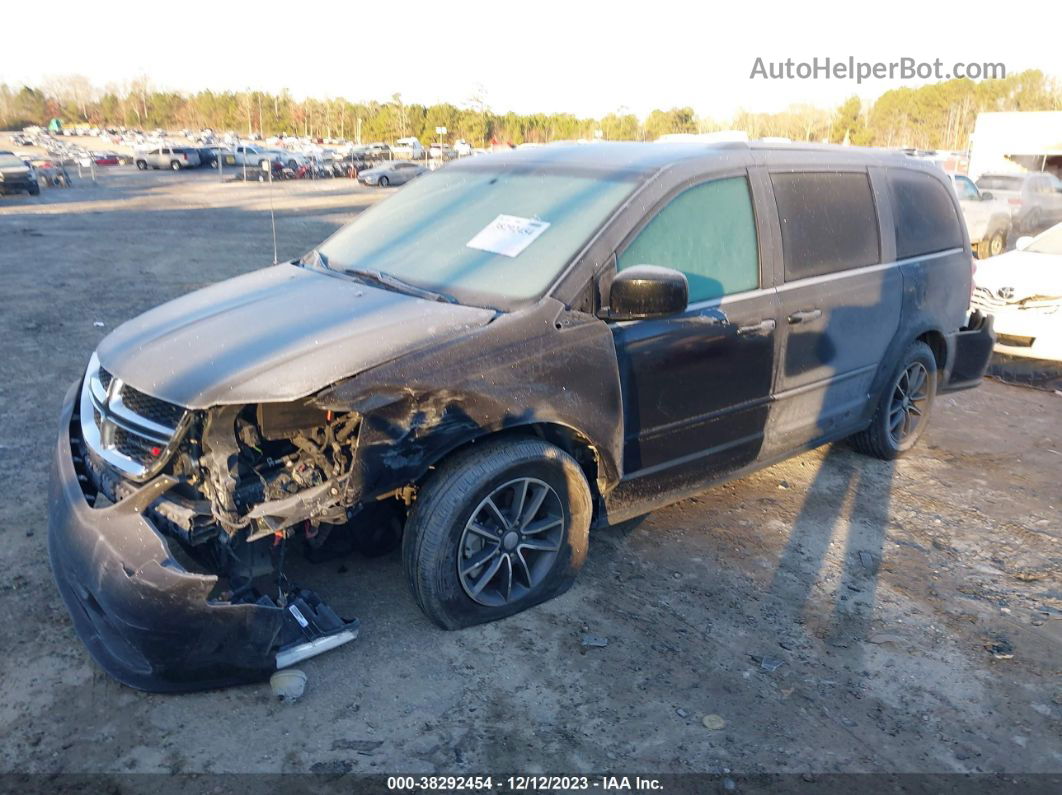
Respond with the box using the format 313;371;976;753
771;171;880;280
618;176;759;303
888;169;964;260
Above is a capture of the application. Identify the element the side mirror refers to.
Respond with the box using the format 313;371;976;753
981;191;993;200
606;265;688;320
1015;236;1034;251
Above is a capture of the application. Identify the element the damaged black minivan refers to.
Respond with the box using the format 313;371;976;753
49;142;994;690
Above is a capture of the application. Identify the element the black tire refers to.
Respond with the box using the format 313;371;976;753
28;182;40;196
135;159;147;170
170;160;181;171
402;437;591;630
378;175;389;187
849;340;937;460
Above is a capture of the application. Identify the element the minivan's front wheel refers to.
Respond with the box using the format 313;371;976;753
849;340;937;460
402;438;591;629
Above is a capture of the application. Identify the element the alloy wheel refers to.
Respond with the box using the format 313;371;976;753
889;362;930;445
457;478;565;607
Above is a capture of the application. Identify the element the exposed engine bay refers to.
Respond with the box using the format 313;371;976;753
74;361;413;683
83;389;404;579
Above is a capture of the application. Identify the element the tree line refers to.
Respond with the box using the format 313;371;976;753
1;70;1058;150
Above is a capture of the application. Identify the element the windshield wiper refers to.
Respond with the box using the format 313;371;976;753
340;267;458;304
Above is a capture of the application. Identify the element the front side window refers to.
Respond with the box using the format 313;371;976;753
314;165;637;306
617;176;759;303
953;176;979;201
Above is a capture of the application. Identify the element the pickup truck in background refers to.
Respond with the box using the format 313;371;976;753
228;145;281;169
976;172;1062;236
951;174;1013;258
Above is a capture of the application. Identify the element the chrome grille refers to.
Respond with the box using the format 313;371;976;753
119;383;186;428
971;286;1010;313
79;353;189;480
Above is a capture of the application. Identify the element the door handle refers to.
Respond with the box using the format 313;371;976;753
736;319;777;336
787;309;822;324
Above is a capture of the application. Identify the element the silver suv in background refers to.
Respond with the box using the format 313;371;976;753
135;146;202;171
951;175;1012;258
976;172;1062;235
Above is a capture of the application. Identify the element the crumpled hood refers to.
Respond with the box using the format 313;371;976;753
975;250;1062;301
96;263;496;409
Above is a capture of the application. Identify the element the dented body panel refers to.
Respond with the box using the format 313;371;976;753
96;264;495;409
316;297;625;500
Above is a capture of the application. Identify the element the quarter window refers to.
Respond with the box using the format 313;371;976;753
888;169;964;260
771;171;880;280
617;176;759;303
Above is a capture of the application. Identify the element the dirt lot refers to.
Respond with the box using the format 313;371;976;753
0;168;1059;779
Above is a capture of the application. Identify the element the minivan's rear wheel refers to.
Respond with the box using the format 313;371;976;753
849;340;937;460
402;438;591;629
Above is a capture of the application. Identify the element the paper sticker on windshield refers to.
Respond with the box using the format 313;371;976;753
466;215;550;258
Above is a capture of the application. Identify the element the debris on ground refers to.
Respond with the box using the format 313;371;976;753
676;708;689;718
858;551;879;573
702;714;727;731
331;739;384;754
270;669;307;701
580;634;609;648
749;653;785;672
867;633;904;645
984;638;1015;660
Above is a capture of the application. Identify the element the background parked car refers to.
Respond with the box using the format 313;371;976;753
0;151;40;195
229;144;278;169
429;143;456;160
357;160;425;186
951;174;1012;258
195;146;230;168
976;172;1062;235
971;221;1062;362
135;146;202;171
391;137;425;159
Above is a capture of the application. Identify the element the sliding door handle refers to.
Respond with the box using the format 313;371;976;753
787;309;822;324
736;319;777;336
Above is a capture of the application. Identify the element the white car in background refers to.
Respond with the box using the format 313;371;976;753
951;175;1012;259
972;222;1062;362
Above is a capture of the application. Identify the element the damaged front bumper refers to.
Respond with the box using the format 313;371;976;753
47;382;358;692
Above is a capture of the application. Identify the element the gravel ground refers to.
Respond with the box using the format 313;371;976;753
0;168;1059;778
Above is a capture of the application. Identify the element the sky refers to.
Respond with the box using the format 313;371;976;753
3;0;1059;120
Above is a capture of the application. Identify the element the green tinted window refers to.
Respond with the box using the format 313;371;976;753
618;177;759;302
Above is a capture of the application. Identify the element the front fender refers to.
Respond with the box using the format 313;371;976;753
313;299;624;499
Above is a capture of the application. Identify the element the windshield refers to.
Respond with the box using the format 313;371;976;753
312;166;638;306
977;175;1022;191
1027;223;1062;255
